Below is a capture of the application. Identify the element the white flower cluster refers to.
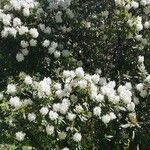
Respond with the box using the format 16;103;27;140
9;96;21;108
37;77;51;98
7;84;16;94
73;132;82;142
2;67;145;148
114;0;150;48
0;0;75;64
136;74;150;98
0;1;38;61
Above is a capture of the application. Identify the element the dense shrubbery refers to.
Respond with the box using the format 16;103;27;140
0;0;150;149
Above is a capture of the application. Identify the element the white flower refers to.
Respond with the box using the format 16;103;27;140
63;70;71;78
10;27;17;37
18;26;28;35
114;95;120;104
67;113;76;121
10;1;21;10
55;12;62;23
44;26;51;34
54;83;62;90
109;112;116;120
59;103;69;114
136;83;144;91
140;90;147;98
23;8;30;17
49;110;58;120
55;90;64;99
20;40;29;48
66;8;74;18
135;34;142;41
42;40;50;47
115;0;125;6
9;96;21;108
62;50;70;57
125;82;132;90
13;17;21;27
51;41;58;49
48;47;55;54
99;77;107;85
127;102;135;111
107;81;116;88
75;67;84;78
144;21;150;29
75;105;83;113
93;106;101;116
8;27;17;37
28;113;36;122
131;1;139;9
19;72;26;78
53;103;61;112
138;56;144;63
140;0;147;6
40;107;49;116
136;23;143;31
101;86;114;96
29;28;39;38
82;21;91;28
64;84;71;93
23;99;33;106
92;74;100;84
96;94;104;102
16;131;26;141
16;53;24;62
2;14;11;25
24;75;32;85
58;131;67;140
78;80;87;89
46;125;54;135
90;91;97;100
70;95;77;102
39;24;45;31
7;84;16;94
95;69;102;75
141;38;148;45
62;98;70;106
54;51;61;58
108;94;119;104
30;39;37;47
21;48;29;56
1;28;9;38
73;133;82;142
102;114;111;124
38;77;51;98
120;92;132;104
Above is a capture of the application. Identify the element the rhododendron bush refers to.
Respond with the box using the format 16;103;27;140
0;0;150;149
